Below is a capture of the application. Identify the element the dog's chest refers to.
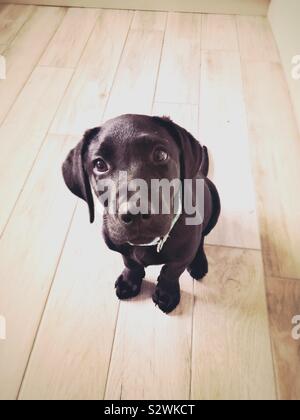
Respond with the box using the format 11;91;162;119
131;246;173;267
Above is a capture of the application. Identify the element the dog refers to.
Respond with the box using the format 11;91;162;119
62;114;220;313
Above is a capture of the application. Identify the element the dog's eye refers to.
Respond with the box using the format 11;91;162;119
154;149;169;163
94;158;109;173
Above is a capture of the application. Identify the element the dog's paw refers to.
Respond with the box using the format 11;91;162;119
152;282;180;314
188;257;208;281
115;275;142;300
187;264;208;281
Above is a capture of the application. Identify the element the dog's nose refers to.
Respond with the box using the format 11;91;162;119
119;203;152;225
120;212;151;225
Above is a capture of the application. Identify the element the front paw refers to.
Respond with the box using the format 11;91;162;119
152;282;180;314
188;255;208;281
115;274;142;300
188;262;208;281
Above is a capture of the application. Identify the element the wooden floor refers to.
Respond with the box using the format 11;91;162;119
0;4;299;400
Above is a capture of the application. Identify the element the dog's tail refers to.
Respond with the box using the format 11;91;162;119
200;146;209;177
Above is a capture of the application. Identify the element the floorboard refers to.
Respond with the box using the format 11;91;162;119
202;14;238;51
39;8;100;69
104;11;166;120
199;50;260;249
0;66;73;235
50;10;133;136
155;12;202;104
191;246;276;400
0;6;66;124
0;4;35;46
242;61;300;279
237;16;280;62
0;133;79;400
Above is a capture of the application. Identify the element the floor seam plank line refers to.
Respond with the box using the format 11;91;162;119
151;12;169;113
205;243;261;253
189;279;196;400
103;301;121;400
272;275;300;283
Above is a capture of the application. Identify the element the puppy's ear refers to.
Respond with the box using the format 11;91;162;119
152;116;208;179
62;127;101;223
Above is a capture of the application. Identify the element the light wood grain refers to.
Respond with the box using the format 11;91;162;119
192;246;276;400
202;14;238;51
104;11;166;120
237;16;280;62
50;9;133;136
0;134;78;400
200;50;260;250
0;4;35;45
39;8;100;68
242;61;300;279
19;203;121;400
155;12;202;104
153;102;199;139
266;276;300;400
0;6;66;125
0;66;73;236
105;267;193;400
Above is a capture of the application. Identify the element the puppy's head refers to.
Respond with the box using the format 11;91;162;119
62;114;204;245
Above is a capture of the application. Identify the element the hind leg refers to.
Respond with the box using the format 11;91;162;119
188;237;208;281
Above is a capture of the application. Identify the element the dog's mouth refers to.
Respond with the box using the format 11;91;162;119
127;234;160;245
104;216;173;246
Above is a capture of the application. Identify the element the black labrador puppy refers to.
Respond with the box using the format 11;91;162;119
62;114;220;313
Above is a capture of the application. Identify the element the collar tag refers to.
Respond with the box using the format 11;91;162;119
157;237;165;253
